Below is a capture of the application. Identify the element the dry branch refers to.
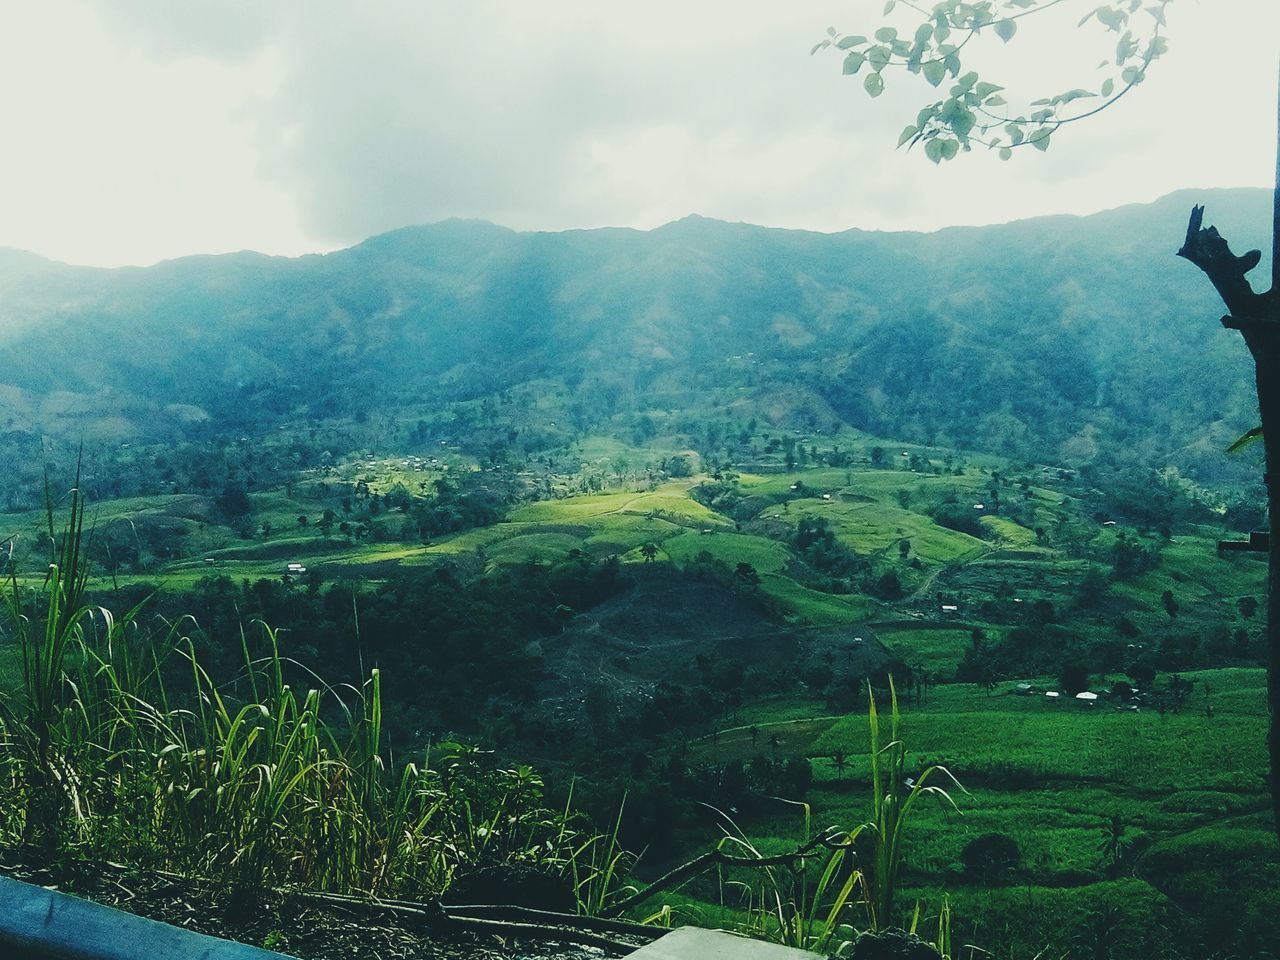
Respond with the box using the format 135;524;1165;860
601;830;854;919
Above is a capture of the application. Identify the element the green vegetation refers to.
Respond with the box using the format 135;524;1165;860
0;495;623;909
0;424;1273;957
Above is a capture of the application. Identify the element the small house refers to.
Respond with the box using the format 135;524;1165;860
286;562;307;574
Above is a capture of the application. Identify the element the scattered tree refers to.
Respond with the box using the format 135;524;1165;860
962;831;1022;883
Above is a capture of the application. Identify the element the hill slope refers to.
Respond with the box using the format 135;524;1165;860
0;188;1268;484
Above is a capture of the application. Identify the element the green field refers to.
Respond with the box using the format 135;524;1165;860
681;668;1275;956
0;432;1272;958
874;625;986;674
663;530;791;573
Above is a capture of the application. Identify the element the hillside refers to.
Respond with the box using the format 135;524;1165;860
0;189;1269;507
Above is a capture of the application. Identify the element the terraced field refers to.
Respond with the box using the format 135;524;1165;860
682;669;1275;957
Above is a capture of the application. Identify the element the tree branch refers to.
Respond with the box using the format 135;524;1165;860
600;830;853;919
1176;205;1269;323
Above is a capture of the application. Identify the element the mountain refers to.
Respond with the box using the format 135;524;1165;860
0;188;1269;486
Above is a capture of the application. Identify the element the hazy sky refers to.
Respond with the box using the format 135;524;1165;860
0;1;1274;266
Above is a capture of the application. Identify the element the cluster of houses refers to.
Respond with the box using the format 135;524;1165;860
399;454;440;471
1013;682;1146;710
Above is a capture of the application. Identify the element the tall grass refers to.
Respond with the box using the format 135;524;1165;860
863;678;963;930
725;802;864;955
0;491;612;907
678;679;961;955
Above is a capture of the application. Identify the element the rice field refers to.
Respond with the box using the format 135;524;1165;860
811;671;1267;791
662;531;791;574
874;626;985;674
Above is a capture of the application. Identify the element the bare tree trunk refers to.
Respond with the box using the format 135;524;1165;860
1270;54;1280;844
1261;357;1280;843
1192;279;1280;846
1177;66;1280;832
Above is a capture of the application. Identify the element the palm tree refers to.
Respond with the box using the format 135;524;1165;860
1097;815;1129;878
829;748;849;781
640;542;659;563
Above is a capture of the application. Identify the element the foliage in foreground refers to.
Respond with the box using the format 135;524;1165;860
640;682;960;957
0;488;622;906
0;495;964;955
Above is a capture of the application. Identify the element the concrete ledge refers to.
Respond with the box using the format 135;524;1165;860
0;874;295;960
629;926;815;959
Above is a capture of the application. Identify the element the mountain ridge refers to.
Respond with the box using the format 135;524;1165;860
0;186;1269;501
0;186;1265;272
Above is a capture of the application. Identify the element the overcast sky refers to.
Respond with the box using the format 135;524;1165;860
0;1;1273;266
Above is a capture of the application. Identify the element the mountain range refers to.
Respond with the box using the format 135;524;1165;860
0;187;1270;487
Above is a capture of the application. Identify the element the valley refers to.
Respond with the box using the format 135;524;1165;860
1;417;1271;956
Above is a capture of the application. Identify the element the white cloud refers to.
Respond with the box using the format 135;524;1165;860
0;0;1270;265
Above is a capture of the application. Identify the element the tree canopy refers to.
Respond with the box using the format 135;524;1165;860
816;0;1174;161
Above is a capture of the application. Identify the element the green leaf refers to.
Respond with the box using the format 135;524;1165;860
1031;131;1052;152
984;94;1007;107
883;0;896;13
836;35;867;49
875;26;898;43
925;138;945;164
994;19;1017;42
922;59;947;87
999;147;1013;161
1227;425;1264;454
864;72;886;97
1101;77;1115;97
1096;6;1127;30
914;23;934;45
1056;88;1097;104
842;50;867;75
939;138;959;161
941;98;976;139
897;124;919;147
